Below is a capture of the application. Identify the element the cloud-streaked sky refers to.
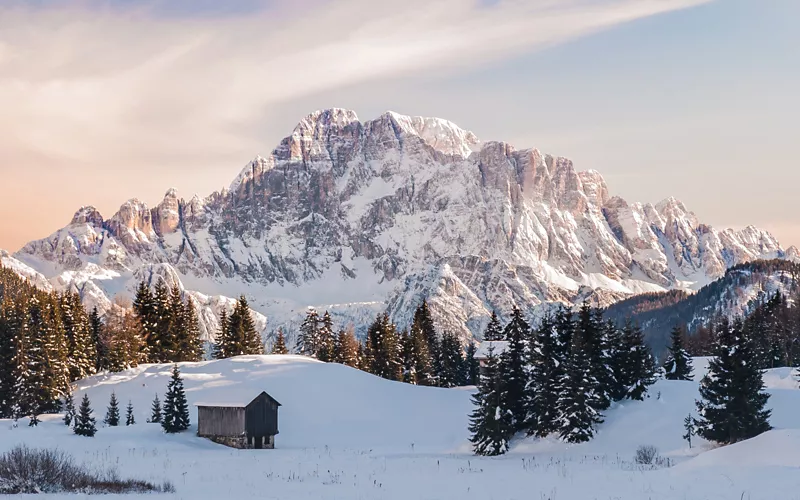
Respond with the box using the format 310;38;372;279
1;0;797;251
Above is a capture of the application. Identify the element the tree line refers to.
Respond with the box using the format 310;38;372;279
293;302;480;388
0;264;263;423
469;303;657;455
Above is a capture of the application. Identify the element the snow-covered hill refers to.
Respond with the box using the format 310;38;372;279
9;109;795;345
1;355;799;499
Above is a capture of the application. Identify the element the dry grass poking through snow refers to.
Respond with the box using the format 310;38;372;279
0;445;175;495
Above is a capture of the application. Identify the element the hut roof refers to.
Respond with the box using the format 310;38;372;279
195;391;282;408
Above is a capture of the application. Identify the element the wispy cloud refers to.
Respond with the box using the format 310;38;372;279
0;0;711;248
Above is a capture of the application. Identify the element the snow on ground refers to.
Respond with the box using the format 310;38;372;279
2;356;800;499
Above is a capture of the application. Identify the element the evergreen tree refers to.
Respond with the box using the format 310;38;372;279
298;310;320;357
104;306;143;372
500;305;529;431
575;303;611;411
663;326;694;381
61;293;96;381
483;311;503;341
212;310;230;360
695;319;772;444
439;331;463;388
270;328;287;354
162;365;190;433
89;307;107;372
409;320;434;385
603;321;627;402
132;280;156;363
317;311;336;362
683;414;695;448
412;301;441;384
74;394;97;437
0;302;19;418
463;341;479;386
126;401;135;426
525;313;560;437
556;330;603;443
149;394;162;424
232;296;263;356
63;391;75;426
150;279;171;363
333;328;359;367
176;300;204;362
620;320;657;400
468;346;512;456
105;391;120;426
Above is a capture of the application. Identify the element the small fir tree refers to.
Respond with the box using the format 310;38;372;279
525;313;560;437
483;311;504;341
695;319;771;444
663;326;694;381
683;414;695;448
500;306;529;431
28;414;40;427
162;365;190;433
126;401;135;426
556;331;603;443
105;391;120;426
74;394;97;437
468;346;512;456
621;320;657;400
463;341;479;386
63;392;76;426
438;331;463;388
149;394;162;424
271;329;288;355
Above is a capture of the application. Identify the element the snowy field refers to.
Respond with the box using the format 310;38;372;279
2;356;800;499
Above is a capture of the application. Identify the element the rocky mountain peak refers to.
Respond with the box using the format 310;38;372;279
70;206;104;227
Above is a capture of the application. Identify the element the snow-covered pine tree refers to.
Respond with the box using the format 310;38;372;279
271;328;289;355
212;309;230;360
663;326;694;381
132;280;156;363
500;305;529;432
603;320;628;403
468;346;512;456
463;341;479;386
74;394;97;437
621;320;657;400
162;365;190;433
483;311;504;341
105;391;120;426
60;292;96;381
149;394;162;423
439;330;463;388
525;313;560;437
413;301;441;384
400;330;415;383
556;329;603;443
150;280;171;363
126;401;135;426
63;391;75;426
298;309;320;357
575;303;611;411
317;311;335;362
0;302;18;419
695;318;771;444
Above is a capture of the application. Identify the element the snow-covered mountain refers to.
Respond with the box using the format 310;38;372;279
8;109;794;346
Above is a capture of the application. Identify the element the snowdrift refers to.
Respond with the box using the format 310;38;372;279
72;355;474;452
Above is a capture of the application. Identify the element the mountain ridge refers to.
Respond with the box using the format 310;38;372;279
7;108;794;346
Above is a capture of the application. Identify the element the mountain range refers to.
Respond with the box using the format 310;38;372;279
5;108;795;347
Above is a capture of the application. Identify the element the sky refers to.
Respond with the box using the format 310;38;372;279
0;0;798;251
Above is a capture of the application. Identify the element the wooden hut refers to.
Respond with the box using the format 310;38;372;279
195;391;281;449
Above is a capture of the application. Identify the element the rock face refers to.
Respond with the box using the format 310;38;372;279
10;108;792;346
